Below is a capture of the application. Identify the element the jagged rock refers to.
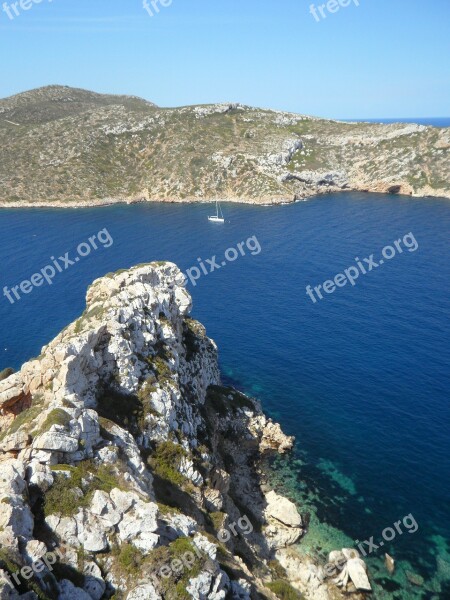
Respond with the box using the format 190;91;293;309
96;445;119;464
180;456;204;486
276;549;331;600
45;515;80;548
90;490;122;527
75;505;117;553
210;469;230;494
328;550;346;565
0;501;34;545
259;420;294;454
117;500;159;552
77;410;101;453
0;373;25;409
109;488;138;514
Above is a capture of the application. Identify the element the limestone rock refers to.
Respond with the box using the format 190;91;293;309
167;514;198;537
1;431;30;452
346;557;372;592
90;490;122;527
26;462;54;492
264;523;303;549
264;490;302;527
32;431;78;453
0;263;356;600
259;421;294;454
117;500;159;552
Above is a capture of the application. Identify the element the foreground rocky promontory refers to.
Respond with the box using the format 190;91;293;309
0;263;373;599
0;86;449;207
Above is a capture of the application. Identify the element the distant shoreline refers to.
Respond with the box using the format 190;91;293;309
1;188;449;210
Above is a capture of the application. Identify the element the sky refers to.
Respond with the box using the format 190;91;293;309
0;0;449;119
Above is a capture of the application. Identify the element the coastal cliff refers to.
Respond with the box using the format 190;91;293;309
0;86;449;207
0;263;371;599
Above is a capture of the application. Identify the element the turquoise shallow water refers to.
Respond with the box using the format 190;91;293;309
0;192;449;598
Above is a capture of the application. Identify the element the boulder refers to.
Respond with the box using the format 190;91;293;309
347;557;372;591
32;431;78;453
264;490;302;527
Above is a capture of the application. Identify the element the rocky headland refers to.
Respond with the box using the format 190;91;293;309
0;263;374;599
0;86;448;207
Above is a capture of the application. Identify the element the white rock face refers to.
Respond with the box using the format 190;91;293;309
0;461;34;550
264;490;302;527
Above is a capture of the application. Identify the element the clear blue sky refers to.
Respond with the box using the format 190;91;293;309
0;0;449;118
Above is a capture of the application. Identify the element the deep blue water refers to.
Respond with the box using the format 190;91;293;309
343;117;450;128
1;193;449;598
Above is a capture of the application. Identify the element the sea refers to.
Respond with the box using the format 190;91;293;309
343;118;450;128
1;192;449;599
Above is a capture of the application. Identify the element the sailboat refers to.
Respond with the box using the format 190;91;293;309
208;200;225;223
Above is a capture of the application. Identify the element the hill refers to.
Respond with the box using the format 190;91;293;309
0;85;448;205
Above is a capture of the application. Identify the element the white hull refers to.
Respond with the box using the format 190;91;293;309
208;216;225;223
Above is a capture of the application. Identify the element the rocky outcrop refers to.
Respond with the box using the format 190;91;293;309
0;263;372;599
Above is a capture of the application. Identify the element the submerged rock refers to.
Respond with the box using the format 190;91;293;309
385;552;395;574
